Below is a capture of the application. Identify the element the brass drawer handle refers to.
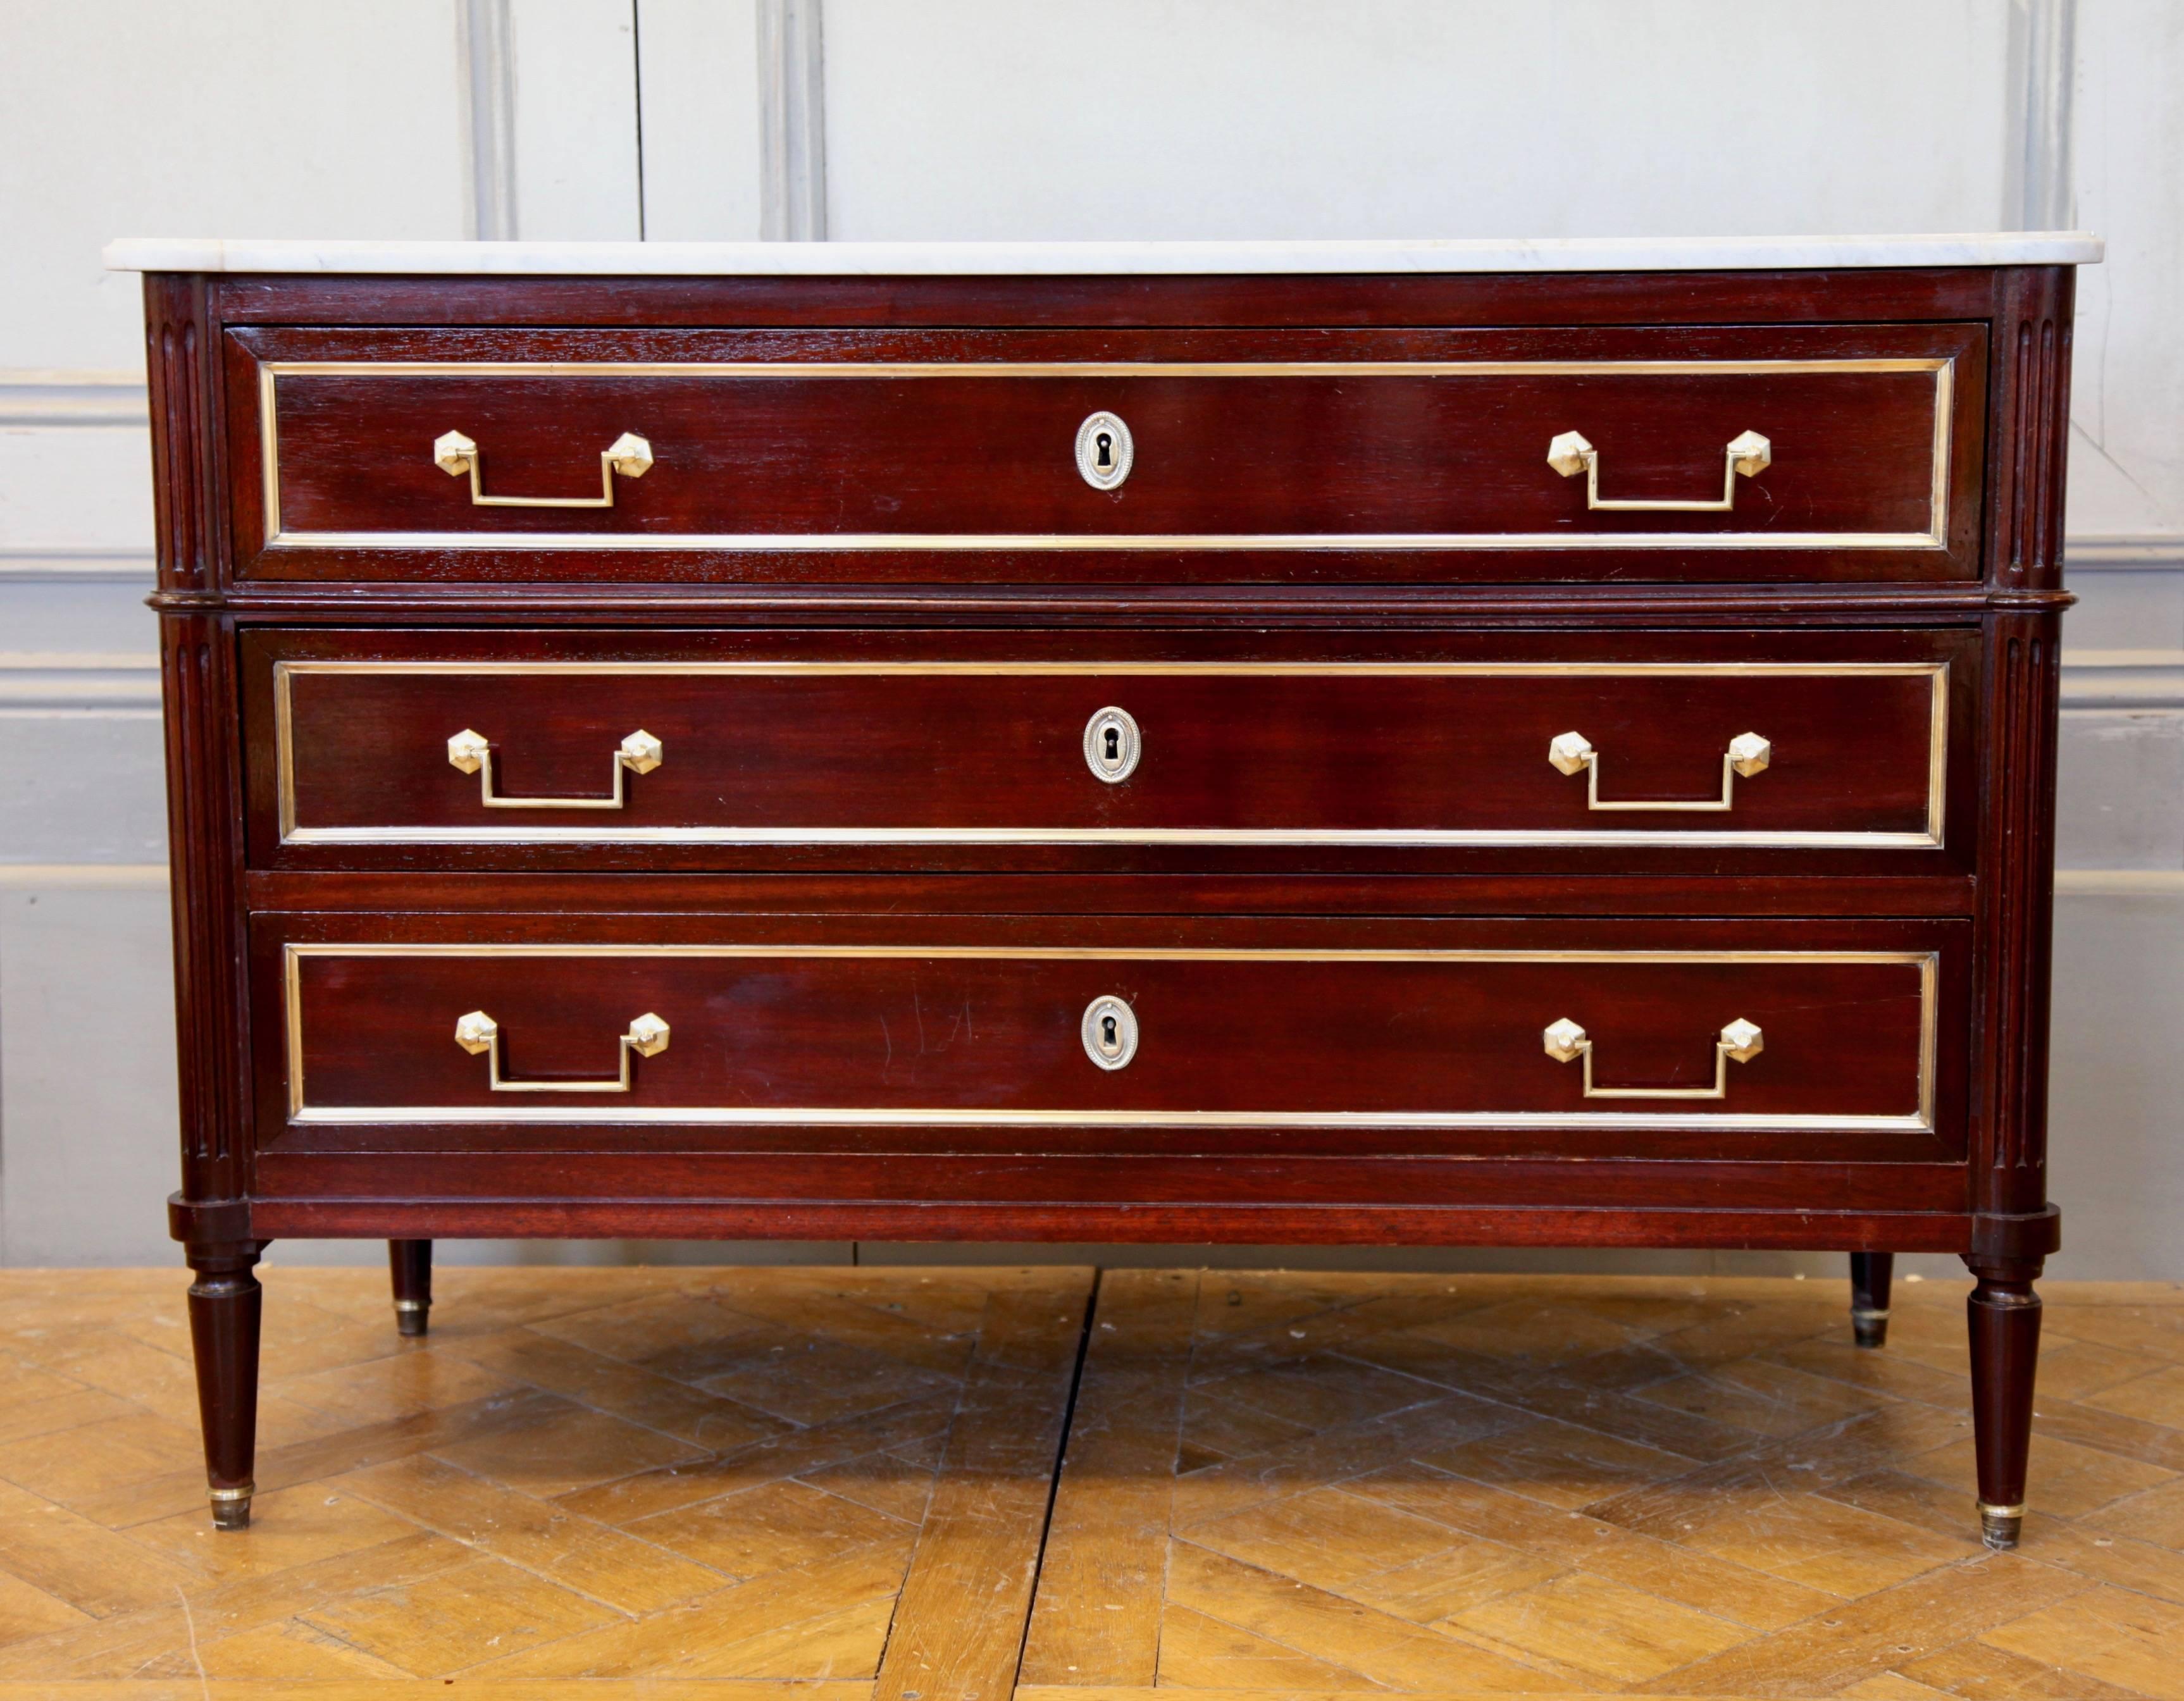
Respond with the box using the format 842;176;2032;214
433;429;653;507
1548;729;1770;812
1548;429;1771;512
454;1010;669;1092
447;727;663;810
1544;1017;1763;1100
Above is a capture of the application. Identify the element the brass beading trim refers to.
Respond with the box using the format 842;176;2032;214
256;357;1956;553
271;660;1949;851
281;943;1939;1134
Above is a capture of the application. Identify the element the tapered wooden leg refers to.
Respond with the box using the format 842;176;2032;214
1964;1256;2044;1550
388;1239;433;1337
186;1244;264;1530
1849;1252;1895;1348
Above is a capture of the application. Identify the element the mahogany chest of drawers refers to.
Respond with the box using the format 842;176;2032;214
115;235;2093;1547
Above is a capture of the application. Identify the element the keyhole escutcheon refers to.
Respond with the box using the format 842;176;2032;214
1075;411;1134;490
1082;995;1139;1070
1083;706;1142;783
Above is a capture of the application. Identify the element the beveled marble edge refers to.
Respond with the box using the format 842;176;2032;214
102;232;2104;276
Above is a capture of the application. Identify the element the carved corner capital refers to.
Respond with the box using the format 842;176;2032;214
168;1192;257;1254
1969;1205;2062;1268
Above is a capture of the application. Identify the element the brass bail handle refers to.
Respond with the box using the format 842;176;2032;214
1548;730;1771;813
1543;1017;1765;1100
1548;430;1771;512
433;430;654;508
454;1010;670;1093
447;728;663;810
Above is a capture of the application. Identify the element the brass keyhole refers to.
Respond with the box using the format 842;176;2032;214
1076;412;1132;490
1083;705;1141;784
1081;993;1138;1070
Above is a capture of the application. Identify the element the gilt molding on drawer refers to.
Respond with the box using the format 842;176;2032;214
251;356;1959;554
268;659;1950;850
278;943;1940;1135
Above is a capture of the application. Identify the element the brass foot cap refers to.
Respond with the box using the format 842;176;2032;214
209;1487;253;1531
395;1306;430;1338
1851;1310;1890;1349
1979;1502;2025;1550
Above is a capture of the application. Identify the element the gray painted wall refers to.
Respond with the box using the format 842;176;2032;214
3;1;2179;1279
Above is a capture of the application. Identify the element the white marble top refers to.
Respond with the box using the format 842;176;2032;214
104;233;2102;276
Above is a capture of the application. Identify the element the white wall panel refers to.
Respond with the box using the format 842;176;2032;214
2068;0;2184;536
2057;710;2184;870
638;0;764;240
822;0;2010;242
0;0;473;373
508;0;645;239
0;875;177;1265
0;414;154;556
2046;884;2184;1279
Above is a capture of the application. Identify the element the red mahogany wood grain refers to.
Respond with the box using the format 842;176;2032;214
141;261;2075;1540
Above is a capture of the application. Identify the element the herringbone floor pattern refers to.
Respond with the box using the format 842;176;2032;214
0;1265;2175;1698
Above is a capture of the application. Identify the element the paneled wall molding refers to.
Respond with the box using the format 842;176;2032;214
0;865;166;888
2006;0;2078;230
0;652;161;709
758;0;826;240
0;547;155;581
2066;533;2184;570
2057;651;2184;710
0;371;148;426
460;0;518;240
2057;869;2184;894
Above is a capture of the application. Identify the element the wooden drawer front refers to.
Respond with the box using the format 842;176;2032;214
279;938;1938;1137
234;325;1983;581
266;657;1947;852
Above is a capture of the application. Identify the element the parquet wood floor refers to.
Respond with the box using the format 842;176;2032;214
0;1266;2176;1699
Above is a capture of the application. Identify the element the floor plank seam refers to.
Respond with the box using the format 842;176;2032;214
1009;1266;1105;1692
